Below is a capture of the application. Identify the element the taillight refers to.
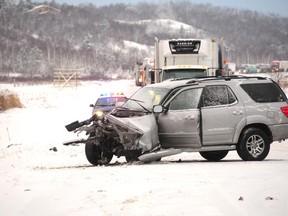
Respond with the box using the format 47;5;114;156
281;106;288;118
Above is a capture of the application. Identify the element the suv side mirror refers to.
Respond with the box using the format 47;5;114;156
89;104;94;107
153;105;163;113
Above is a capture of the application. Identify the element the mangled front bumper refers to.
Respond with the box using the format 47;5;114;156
106;114;159;153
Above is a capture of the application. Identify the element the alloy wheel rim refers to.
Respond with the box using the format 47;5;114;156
246;135;265;158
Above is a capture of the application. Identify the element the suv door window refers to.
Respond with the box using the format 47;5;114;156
202;85;236;107
169;88;202;110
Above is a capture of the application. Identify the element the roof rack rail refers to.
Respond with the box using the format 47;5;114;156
186;75;268;84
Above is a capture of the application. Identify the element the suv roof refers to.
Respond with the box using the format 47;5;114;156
152;75;274;89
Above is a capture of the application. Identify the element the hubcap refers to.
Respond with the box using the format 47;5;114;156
246;135;265;157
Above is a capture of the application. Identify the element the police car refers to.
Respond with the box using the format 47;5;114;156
90;92;127;117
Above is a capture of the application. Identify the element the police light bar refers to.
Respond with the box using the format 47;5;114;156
169;40;201;54
111;92;124;96
100;92;124;97
100;92;109;97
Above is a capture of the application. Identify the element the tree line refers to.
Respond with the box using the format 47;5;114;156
0;0;287;80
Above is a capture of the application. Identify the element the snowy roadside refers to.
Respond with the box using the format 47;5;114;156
0;80;288;216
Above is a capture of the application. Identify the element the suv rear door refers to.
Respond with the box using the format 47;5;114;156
200;85;246;145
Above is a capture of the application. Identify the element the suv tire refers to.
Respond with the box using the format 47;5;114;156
85;142;113;166
237;128;270;161
199;150;229;161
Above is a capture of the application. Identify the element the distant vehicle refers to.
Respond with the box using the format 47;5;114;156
271;60;280;72
223;62;236;75
280;61;288;72
246;65;257;73
238;64;251;74
271;60;288;72
239;67;246;74
90;92;127;116
256;64;271;73
135;58;154;86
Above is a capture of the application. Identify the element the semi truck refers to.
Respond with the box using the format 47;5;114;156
135;38;224;86
154;38;223;83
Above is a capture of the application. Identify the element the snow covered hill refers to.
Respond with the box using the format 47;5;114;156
116;18;209;38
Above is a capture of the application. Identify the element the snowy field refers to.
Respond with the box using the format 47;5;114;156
1;79;288;216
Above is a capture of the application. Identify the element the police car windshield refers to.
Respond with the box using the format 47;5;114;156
96;97;126;106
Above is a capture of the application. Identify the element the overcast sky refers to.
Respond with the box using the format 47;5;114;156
35;0;288;17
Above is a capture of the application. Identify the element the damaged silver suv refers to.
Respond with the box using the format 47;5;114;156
106;76;288;163
65;76;288;165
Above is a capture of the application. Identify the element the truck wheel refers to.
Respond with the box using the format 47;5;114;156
85;143;113;166
237;128;270;161
199;150;229;161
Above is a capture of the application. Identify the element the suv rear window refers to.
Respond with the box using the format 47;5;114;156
241;83;287;103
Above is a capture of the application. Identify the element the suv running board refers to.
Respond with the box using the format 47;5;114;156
138;145;236;163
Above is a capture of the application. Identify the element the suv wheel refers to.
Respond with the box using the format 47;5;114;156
85;143;113;166
237;128;270;161
199;150;229;161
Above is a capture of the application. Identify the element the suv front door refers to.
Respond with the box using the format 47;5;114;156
157;88;203;148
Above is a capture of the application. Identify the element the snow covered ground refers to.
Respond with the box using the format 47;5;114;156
1;80;288;216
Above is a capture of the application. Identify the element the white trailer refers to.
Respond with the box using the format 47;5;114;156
154;38;223;83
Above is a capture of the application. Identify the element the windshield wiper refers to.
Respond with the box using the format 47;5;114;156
126;98;152;113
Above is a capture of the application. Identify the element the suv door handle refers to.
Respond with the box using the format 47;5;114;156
232;110;243;115
185;115;195;120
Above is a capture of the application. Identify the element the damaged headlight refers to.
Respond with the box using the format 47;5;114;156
94;110;104;118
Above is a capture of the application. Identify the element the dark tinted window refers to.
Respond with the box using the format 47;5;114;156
241;83;287;103
202;85;237;107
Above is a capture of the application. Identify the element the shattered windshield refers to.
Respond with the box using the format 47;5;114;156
123;87;170;111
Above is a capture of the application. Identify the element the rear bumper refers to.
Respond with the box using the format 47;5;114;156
270;123;288;141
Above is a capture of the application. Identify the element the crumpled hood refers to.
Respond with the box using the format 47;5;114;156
106;114;159;153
